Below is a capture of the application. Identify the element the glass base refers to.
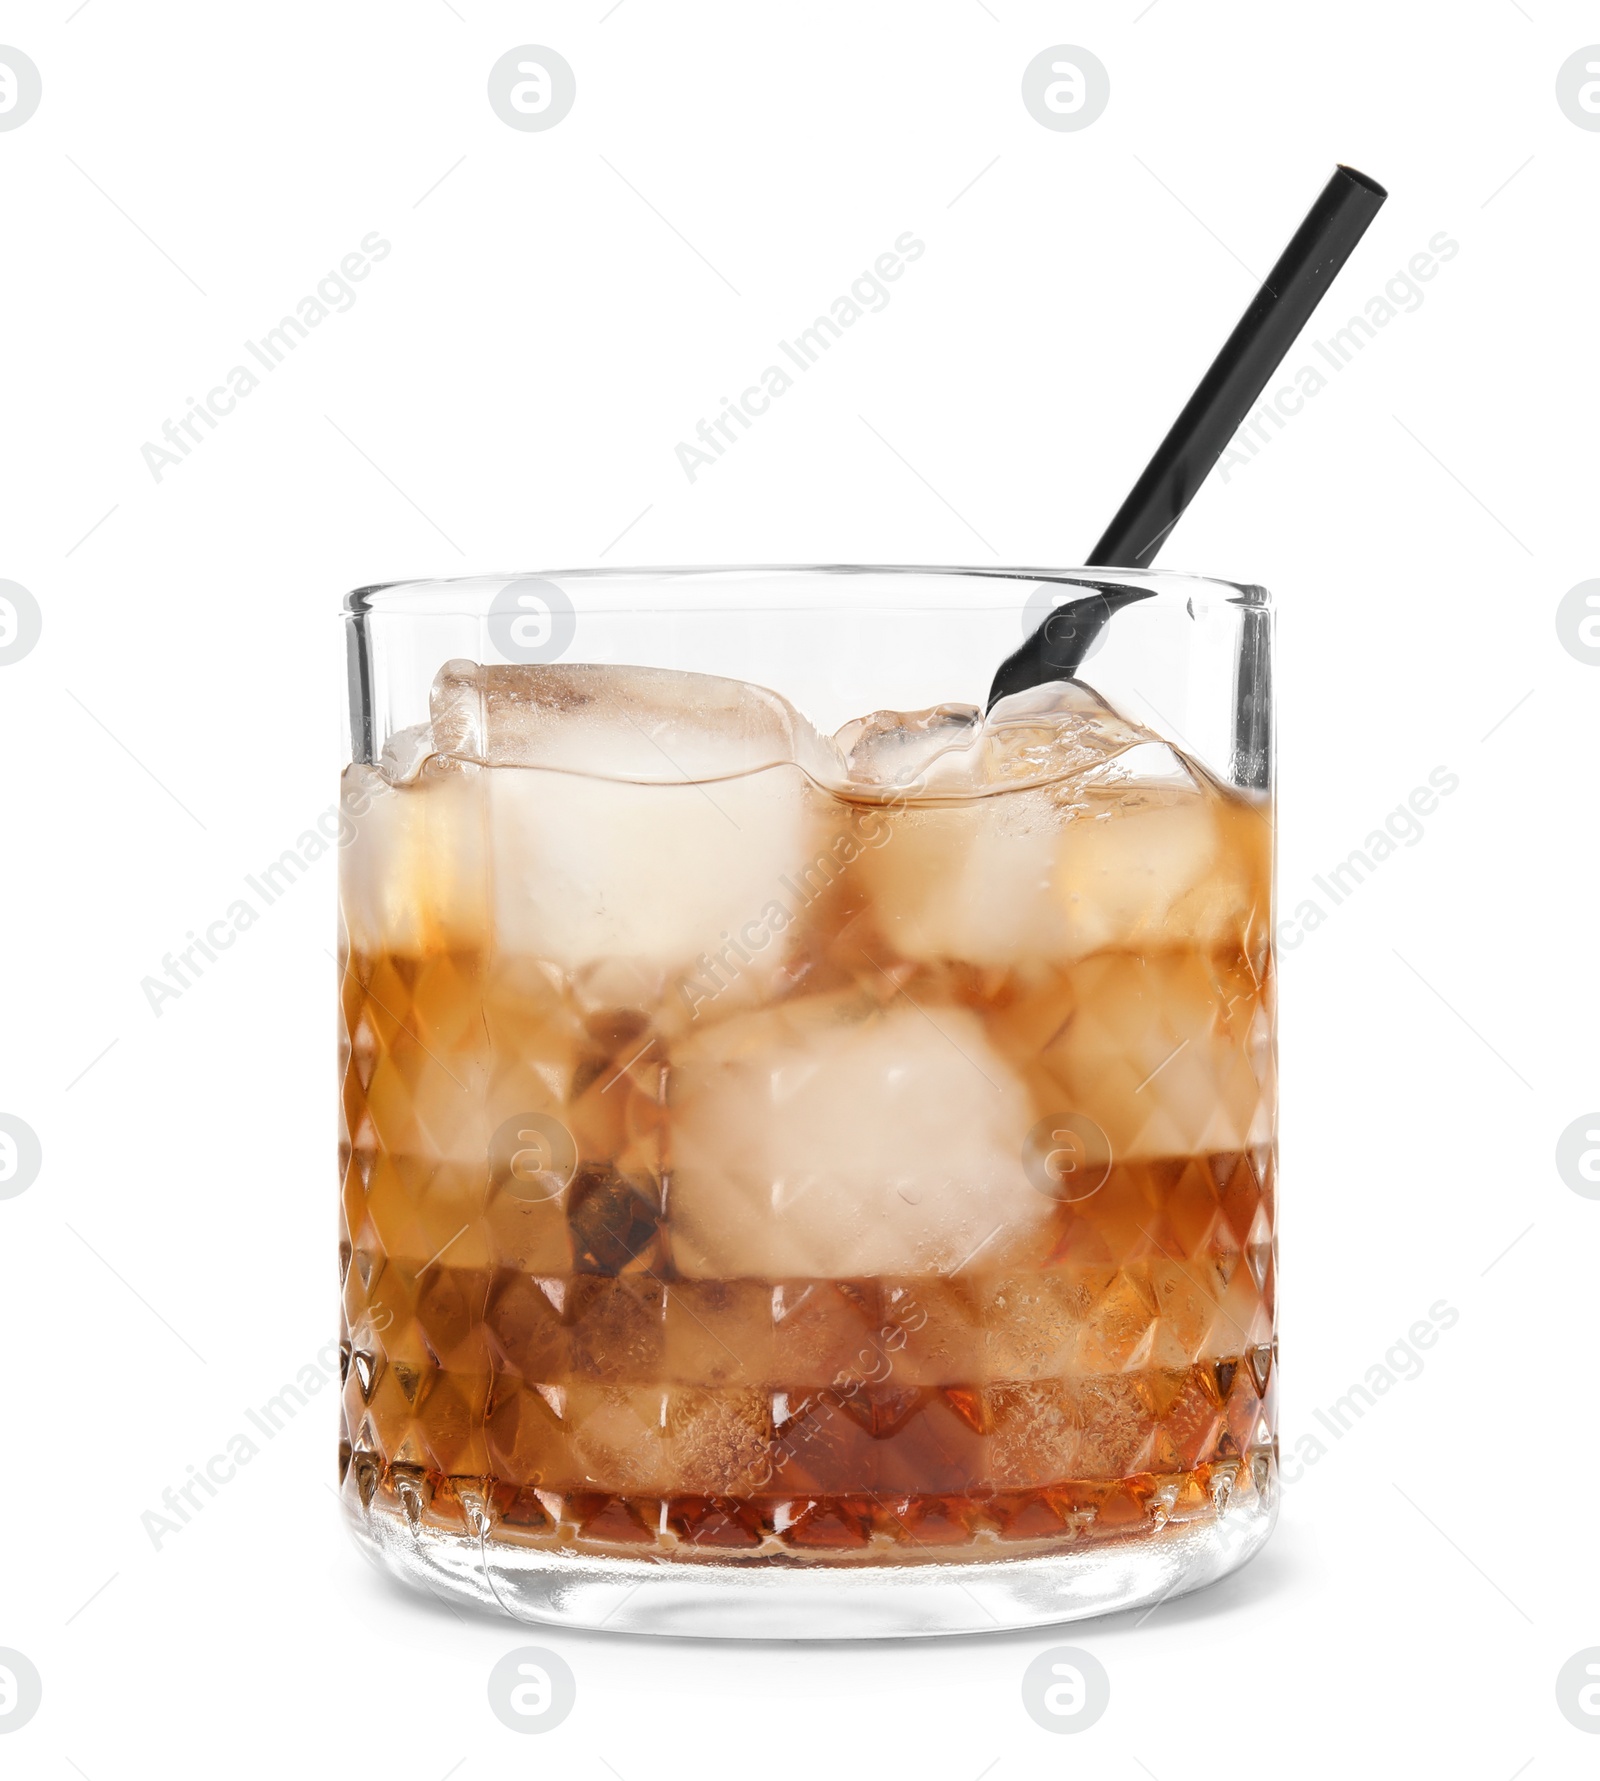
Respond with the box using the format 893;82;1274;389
342;1463;1278;1639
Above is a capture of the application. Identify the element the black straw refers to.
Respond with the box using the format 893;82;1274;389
989;164;1386;710
1091;164;1386;568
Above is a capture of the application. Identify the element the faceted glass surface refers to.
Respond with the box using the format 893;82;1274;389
337;651;1276;1572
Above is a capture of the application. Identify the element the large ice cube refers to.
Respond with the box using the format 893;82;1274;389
667;994;1047;1278
427;663;843;988
855;785;1070;970
1036;950;1274;1160
1054;790;1269;960
852;682;1265;968
431;660;843;783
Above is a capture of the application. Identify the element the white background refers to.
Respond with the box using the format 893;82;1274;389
1;2;1596;1774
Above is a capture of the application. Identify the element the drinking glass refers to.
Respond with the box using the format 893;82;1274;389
337;566;1275;1636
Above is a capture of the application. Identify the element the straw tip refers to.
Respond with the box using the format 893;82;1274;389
1335;164;1388;202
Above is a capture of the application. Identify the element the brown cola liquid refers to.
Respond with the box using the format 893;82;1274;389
338;680;1276;1562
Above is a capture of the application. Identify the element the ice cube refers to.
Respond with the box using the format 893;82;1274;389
855;784;1070;970
666;995;1048;1278
978;680;1172;790
837;683;1158;799
430;660;841;784
486;766;816;985
339;762;487;954
1054;789;1269;961
666;1387;774;1494
425;663;844;988
835;703;984;796
852;682;1265;968
1038;951;1274;1161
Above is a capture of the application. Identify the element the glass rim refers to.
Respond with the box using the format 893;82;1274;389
343;564;1271;617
